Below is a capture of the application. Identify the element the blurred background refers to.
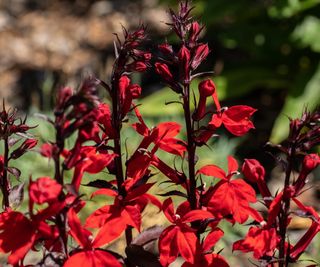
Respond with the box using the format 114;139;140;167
0;0;320;266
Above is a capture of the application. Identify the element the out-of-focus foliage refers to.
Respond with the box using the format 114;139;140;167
148;0;320;143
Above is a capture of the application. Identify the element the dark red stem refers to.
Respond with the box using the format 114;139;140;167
278;148;295;267
2;137;10;209
183;83;197;210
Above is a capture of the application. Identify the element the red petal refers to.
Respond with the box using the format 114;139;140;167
85;205;113;228
181;210;213;223
222;105;256;136
64;250;121;267
123;205;141;231
0;211;35;265
202;228;224;251
162;198;175;223
197;165;226;180
177;228;197;264
227;155;238;174
159;226;179;267
67;209;92;249
92;216;127;247
91;188;118;199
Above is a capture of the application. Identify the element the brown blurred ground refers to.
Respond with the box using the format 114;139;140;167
0;0;167;110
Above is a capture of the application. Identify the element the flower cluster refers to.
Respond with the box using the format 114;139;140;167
0;1;319;267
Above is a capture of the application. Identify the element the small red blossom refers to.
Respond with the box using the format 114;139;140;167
65;209;121;267
29;177;62;204
210;105;256;136
199;156;261;223
159;198;214;267
233;226;278;259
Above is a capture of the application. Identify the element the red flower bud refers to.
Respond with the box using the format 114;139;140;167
191;43;209;69
133;49;152;61
155;62;173;81
242;159;265;183
193;80;216;121
178;46;191;82
128;84;142;99
199;79;216;97
189;22;202;43
242;159;272;203
302;153;320;174
158;43;173;55
126;61;147;72
11;139;38;159
56;86;73;109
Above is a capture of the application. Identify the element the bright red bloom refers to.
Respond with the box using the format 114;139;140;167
0;211;36;265
210;105;256;136
159;198;214;267
64;209;121;267
233;226;278;259
242;159;272;203
199;156;261;223
182;229;229;267
29;177;62;204
71;146;116;190
85;182;160;247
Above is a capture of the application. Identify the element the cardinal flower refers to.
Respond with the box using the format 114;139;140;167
159;198;214;267
198;156;261;223
64;209;121;267
210;105;256;136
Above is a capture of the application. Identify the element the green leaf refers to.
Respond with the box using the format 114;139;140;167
292;16;320;52
270;64;320;143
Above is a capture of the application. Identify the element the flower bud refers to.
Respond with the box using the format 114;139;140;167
242;159;265;183
126;61;147;72
155;62;173;81
191;43;209;69
189;22;202;43
199;79;216;97
178;46;191;82
302;153;320;173
158;43;173;55
128;84;142;99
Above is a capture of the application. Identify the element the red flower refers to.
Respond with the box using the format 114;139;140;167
182;229;229;267
233;226;278;259
29;177;62;204
71;146;116;190
0;211;36;265
242;159;272;203
199;156;261;223
64;209;121;267
85;183;160;247
159;198;214;267
210;105;256;136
